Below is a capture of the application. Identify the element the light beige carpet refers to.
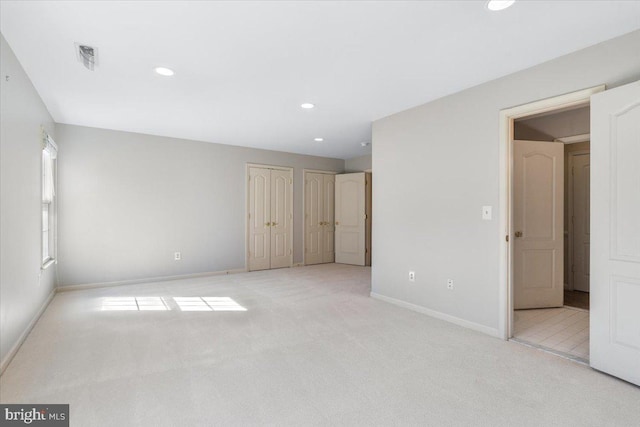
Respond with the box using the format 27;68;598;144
1;264;638;426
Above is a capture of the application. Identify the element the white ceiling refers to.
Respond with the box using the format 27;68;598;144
1;1;639;159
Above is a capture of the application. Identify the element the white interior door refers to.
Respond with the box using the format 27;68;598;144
305;173;324;265
248;167;271;271
513;140;564;309
590;81;640;386
335;173;365;266
322;174;335;263
270;169;292;269
570;153;590;292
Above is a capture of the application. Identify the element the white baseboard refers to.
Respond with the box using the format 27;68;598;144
292;263;305;268
0;288;56;376
57;268;247;292
370;292;500;338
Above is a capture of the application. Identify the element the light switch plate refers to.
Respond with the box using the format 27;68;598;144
482;206;492;220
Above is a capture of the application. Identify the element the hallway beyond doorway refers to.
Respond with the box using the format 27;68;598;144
513;307;589;362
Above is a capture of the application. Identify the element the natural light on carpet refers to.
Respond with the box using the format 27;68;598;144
100;296;246;312
174;297;247;312
101;297;169;311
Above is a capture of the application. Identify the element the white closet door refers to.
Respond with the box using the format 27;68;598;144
571;153;590;292
335;173;365;266
513;140;564;309
249;167;271;271
305;173;324;265
322;174;336;263
270;169;293;269
591;81;640;386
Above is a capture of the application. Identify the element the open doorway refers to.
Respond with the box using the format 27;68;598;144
510;105;591;361
500;82;640;385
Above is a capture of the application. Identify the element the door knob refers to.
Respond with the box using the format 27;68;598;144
335;221;339;226
265;222;271;227
515;231;523;237
319;221;324;226
272;222;278;226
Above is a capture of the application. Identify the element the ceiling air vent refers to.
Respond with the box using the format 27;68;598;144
75;43;97;71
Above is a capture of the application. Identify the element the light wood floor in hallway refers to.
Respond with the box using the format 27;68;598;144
1;264;638;426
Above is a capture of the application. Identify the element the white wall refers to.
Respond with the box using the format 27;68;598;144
345;155;372;172
56;124;344;287
0;35;56;369
371;30;640;334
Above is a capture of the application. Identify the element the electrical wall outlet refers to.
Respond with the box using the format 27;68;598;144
409;271;415;282
174;252;182;261
447;279;454;290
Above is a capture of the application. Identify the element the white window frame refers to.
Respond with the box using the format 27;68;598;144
42;132;58;269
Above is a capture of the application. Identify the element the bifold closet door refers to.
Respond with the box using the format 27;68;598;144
322;174;336;263
305;173;324;265
248;167;292;271
305;173;335;265
270;169;293;269
249;167;271;271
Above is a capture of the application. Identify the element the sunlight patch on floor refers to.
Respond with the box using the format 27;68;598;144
174;296;247;312
101;296;247;312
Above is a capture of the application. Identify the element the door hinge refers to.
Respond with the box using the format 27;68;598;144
505;235;509;242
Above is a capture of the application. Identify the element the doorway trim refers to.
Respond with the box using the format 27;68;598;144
497;85;605;340
302;169;337;266
245;163;294;271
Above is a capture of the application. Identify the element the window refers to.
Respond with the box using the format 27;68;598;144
42;134;57;267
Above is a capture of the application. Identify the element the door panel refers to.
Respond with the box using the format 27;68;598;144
523;152;556;239
270;169;292;269
571;153;590;292
514;140;564;309
305;173;324;265
249;167;271;271
591;81;640;386
335;173;365;265
322;174;335;263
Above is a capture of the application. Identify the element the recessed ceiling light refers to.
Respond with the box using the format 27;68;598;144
486;0;515;11
314;138;324;142
154;67;174;76
361;142;371;147
301;103;315;109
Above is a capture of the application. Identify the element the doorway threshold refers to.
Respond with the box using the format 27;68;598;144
510;337;589;366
